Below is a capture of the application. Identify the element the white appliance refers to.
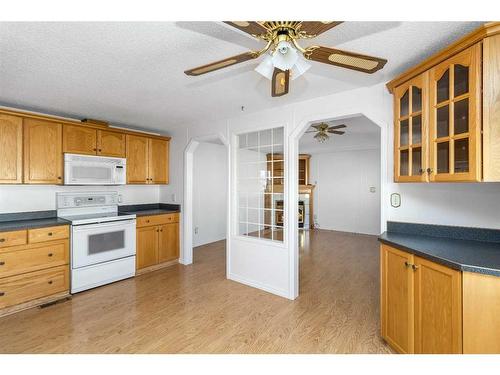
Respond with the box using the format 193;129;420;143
64;153;126;185
57;192;136;293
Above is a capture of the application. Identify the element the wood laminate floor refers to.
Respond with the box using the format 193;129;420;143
0;229;391;353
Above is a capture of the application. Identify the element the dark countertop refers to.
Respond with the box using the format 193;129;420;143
118;203;181;217
379;222;500;277
120;208;180;217
0;216;70;233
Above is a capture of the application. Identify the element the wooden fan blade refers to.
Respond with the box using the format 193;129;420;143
328;130;345;135
271;68;289;97
223;21;269;38
184;51;258;76
304;46;387;74
298;21;343;37
328;124;347;130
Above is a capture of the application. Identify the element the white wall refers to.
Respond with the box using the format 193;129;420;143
309;148;381;235
192;142;227;247
0;184;160;213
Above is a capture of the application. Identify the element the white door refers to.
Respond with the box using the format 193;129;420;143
228;125;291;299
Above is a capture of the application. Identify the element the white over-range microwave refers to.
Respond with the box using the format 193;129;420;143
64;153;127;185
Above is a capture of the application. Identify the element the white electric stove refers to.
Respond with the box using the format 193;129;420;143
57;192;136;293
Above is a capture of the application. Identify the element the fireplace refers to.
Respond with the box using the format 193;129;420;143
275;200;305;228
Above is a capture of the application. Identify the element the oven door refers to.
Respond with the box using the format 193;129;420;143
71;219;136;269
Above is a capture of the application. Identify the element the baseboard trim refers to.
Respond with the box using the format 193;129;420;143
0;291;71;318
136;259;179;276
228;272;291;300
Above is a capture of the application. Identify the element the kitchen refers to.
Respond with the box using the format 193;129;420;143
0;111;180;315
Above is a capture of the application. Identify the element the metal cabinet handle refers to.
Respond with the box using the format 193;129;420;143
0;292;5;297
0;261;5;266
404;261;411;268
48;253;53;257
48;232;53;236
98;149;102;152
48;280;53;285
0;238;5;242
412;264;419;271
426;168;433;174
58;176;62;180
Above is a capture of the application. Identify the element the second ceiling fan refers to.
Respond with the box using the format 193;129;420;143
185;21;387;97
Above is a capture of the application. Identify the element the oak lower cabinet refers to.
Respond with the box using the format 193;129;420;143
380;244;462;353
136;214;179;272
0;225;70;316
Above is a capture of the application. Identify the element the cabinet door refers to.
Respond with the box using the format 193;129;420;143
380;244;414;353
0;114;23;184
148;139;169;184
158;223;179;263
97;130;126;157
136;226;158;270
414;256;462;353
62;125;97;155
429;44;481;182
393;72;428;182
24;119;63;184
126;135;149;184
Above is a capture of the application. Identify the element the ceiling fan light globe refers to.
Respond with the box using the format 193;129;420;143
254;54;274;80
291;56;312;80
272;42;298;71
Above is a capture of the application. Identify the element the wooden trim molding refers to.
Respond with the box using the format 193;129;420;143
386;22;500;93
0;107;171;141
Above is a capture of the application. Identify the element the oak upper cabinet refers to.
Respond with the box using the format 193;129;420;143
126;135;149;183
394;73;428;182
149;138;169;184
63;125;126;157
98;130;126;157
413;256;462;353
136;226;159;270
158;223;179;263
24;118;63;184
127;135;169;184
0;114;23;184
428;44;481;182
63;125;98;155
381;244;463;354
380;244;414;354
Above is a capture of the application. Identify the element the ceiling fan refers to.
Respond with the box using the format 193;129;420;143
184;21;387;97
306;122;346;143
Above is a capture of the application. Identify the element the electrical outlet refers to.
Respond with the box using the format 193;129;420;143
194;227;199;234
117;194;123;203
171;193;176;202
370;186;376;193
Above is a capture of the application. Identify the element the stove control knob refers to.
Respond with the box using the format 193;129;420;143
75;198;83;206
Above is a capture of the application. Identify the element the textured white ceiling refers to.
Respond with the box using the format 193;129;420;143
299;115;380;154
0;21;483;133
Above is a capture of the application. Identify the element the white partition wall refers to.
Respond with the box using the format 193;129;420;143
227;125;291;298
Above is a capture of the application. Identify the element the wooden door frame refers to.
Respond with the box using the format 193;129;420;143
181;132;229;267
289;112;387;299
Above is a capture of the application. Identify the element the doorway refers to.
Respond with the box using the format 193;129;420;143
182;134;229;266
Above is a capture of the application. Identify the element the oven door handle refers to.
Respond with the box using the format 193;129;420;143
72;219;136;232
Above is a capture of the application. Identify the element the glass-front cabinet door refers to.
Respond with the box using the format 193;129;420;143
394;72;428;182
429;44;481;182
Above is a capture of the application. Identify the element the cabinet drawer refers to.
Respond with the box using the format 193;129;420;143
0;230;27;249
28;225;69;244
0;265;69;309
0;240;69;278
137;213;179;227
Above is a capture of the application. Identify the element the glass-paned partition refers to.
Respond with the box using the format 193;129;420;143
237;127;285;242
